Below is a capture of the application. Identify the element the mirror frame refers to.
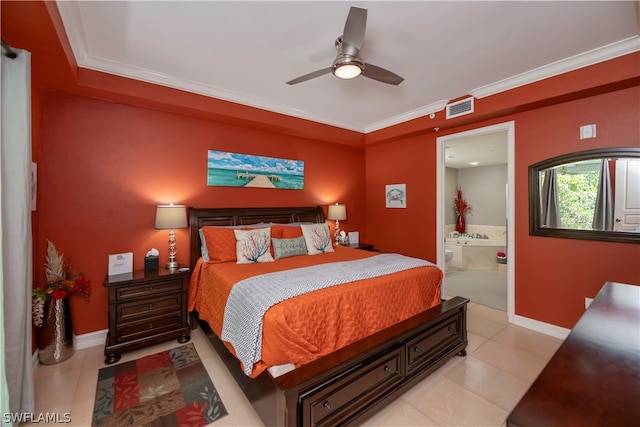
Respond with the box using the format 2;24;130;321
529;147;640;244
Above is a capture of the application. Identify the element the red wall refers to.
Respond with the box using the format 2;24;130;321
5;0;639;336
365;135;438;260
366;86;640;329
39;92;366;334
514;87;640;328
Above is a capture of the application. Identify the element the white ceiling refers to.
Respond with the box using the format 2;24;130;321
444;130;508;169
57;1;638;137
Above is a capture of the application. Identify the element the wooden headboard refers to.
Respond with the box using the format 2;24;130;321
188;206;325;270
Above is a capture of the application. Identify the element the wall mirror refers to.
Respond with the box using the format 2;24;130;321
529;147;640;243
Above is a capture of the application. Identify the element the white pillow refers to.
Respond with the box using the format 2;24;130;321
300;223;334;255
234;228;274;264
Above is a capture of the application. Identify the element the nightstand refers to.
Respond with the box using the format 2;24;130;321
349;242;375;251
103;268;191;364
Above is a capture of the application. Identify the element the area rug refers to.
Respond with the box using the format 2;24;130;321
92;344;227;427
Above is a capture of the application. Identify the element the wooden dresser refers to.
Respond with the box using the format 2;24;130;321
103;269;191;364
507;281;640;427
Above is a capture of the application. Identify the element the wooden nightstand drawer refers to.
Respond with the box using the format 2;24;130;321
115;312;183;343
115;278;183;301
117;294;182;322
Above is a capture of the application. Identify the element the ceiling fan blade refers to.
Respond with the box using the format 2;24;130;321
286;67;332;85
342;6;367;50
362;63;404;86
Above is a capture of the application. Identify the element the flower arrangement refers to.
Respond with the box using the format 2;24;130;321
454;187;472;216
32;241;91;327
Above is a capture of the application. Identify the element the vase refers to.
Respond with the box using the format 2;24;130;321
37;297;74;364
456;214;466;234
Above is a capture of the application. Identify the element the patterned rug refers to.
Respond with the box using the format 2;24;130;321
92;344;227;426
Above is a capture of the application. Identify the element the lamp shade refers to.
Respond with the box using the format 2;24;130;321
327;204;347;221
154;204;188;229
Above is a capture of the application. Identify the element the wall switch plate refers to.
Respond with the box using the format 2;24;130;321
580;124;596;140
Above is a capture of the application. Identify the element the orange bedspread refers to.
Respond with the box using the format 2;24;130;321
188;246;443;377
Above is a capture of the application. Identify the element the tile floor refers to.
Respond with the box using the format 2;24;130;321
28;302;563;427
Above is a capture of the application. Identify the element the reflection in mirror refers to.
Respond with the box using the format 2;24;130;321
529;148;640;243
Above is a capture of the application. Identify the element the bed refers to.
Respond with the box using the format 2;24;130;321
188;206;468;427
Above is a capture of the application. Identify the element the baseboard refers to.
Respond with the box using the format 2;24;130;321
512;314;571;340
74;328;108;350
32;329;107;368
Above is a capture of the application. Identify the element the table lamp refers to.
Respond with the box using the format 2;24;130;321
327;203;347;245
155;204;188;269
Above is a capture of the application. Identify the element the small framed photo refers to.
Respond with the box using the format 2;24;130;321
348;231;359;245
386;184;406;208
108;252;133;277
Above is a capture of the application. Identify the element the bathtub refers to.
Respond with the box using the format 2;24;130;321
445;238;506;271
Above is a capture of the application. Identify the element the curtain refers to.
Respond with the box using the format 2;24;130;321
1;48;35;419
592;159;614;231
540;168;561;228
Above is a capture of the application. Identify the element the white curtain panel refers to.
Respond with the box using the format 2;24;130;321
1;48;35;418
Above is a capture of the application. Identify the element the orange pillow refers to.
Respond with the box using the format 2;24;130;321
271;224;303;239
202;225;279;263
201;227;242;263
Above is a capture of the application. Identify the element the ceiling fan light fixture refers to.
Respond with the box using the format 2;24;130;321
332;54;364;79
333;63;362;79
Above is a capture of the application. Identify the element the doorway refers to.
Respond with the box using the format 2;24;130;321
436;121;515;321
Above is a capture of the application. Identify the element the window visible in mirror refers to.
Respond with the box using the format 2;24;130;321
529;148;640;244
540;159;609;230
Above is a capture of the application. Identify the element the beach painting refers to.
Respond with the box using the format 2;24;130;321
207;150;304;189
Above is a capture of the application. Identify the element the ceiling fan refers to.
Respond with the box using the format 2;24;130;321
286;6;404;86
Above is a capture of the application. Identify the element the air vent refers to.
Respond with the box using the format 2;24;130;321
446;97;474;119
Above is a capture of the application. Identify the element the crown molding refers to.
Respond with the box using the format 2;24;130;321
470;36;640;99
57;1;640;133
364;100;450;133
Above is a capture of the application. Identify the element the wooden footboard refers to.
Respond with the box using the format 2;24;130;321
196;296;468;427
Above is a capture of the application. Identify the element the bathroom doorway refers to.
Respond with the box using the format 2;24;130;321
436;122;515;320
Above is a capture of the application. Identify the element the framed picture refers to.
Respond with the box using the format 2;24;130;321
108;252;133;277
348;231;359;245
386;183;406;208
207;150;304;189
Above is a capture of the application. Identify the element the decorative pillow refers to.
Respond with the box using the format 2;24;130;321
201;227;240;263
300;223;334;255
271;224;304;239
272;236;308;260
234;228;274;264
200;224;271;263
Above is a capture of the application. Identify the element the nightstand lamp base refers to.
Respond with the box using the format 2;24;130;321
166;260;180;269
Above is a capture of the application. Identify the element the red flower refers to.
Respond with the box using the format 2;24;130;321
50;289;69;300
454;187;472;216
72;274;91;300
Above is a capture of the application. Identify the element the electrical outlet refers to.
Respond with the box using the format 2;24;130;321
585;297;594;309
